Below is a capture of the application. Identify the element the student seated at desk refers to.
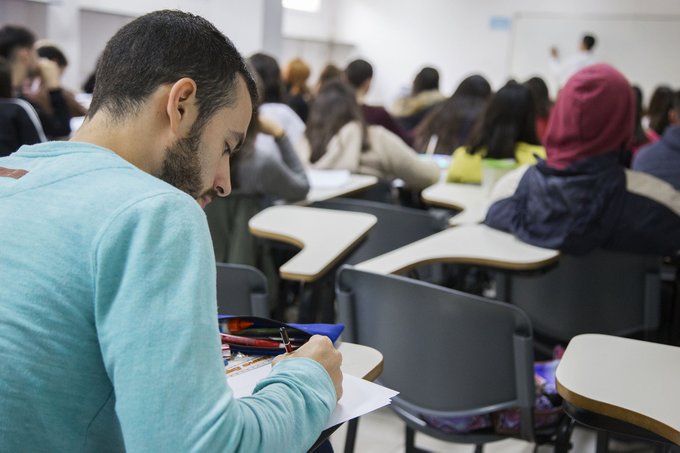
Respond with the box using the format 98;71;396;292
446;81;545;184
0;11;342;452
204;110;310;260
645;85;674;143
344;58;414;146
413;74;492;155
391;66;447;131
23;43;88;123
633;90;680;191
296;79;439;191
0;25;71;140
485;64;680;255
204;75;310;311
0;56;46;156
523;76;553;144
249;52;306;146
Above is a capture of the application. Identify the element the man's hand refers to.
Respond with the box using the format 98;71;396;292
273;335;343;401
38;59;61;90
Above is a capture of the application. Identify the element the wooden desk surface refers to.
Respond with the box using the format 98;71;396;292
355;224;559;275
338;342;384;382
304;173;378;204
556;334;680;446
421;182;488;226
248;205;377;282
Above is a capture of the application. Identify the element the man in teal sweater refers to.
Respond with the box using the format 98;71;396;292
0;10;342;452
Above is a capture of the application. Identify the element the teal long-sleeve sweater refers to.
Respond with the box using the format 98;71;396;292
0;142;335;452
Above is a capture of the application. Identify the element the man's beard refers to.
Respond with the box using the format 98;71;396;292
158;130;203;199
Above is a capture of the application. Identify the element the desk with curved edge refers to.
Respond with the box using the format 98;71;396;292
421;182;488;226
355;224;559;275
556;334;680;446
338;342;384;382
249;206;377;282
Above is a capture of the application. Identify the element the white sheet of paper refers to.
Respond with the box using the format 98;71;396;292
307;169;351;189
228;365;398;429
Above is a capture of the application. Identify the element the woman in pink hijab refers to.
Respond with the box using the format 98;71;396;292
485;64;680;255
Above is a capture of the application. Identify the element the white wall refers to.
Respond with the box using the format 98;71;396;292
2;0;273;89
282;0;680;105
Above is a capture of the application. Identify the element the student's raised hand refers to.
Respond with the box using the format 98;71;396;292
258;116;285;140
273;335;343;401
37;59;61;90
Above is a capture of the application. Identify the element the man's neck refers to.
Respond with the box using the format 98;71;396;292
71;113;165;176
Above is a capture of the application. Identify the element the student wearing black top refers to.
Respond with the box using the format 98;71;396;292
0;56;45;156
0;25;71;139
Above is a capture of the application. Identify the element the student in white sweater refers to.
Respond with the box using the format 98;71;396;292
296;80;439;191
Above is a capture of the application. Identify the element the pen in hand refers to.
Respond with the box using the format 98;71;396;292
279;327;293;354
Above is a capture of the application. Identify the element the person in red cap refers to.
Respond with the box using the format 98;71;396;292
484;63;680;255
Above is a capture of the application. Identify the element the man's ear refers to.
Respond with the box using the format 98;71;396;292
167;78;199;138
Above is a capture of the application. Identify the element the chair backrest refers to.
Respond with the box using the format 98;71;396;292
336;266;535;426
509;250;661;342
216;263;269;317
313;198;444;265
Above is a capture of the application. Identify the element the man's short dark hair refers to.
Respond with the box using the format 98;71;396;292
582;34;596;51
0;25;36;60
344;59;373;89
88;10;257;133
37;44;68;68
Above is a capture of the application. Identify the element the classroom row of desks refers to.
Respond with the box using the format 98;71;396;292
247;172;679;447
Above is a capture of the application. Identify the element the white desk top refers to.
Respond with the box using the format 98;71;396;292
556;334;680;446
421;182;488;226
303;173;379;204
355;224;559;275
248;205;377;282
338;342;384;382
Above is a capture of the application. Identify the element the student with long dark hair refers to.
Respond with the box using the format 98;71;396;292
446;80;545;183
249;53;305;145
297;79;439;190
631;85;651;157
523;76;552;143
414;74;491;154
646;85;674;140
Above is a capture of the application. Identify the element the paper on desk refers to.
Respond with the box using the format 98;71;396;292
307;169;351;189
228;364;398;429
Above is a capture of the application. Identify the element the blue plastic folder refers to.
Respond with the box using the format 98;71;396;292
217;315;344;355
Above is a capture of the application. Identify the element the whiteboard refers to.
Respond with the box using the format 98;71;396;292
509;13;680;99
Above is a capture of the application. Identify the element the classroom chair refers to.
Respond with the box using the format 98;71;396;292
216;262;269;317
507;250;662;348
311;198;445;265
335;266;573;453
